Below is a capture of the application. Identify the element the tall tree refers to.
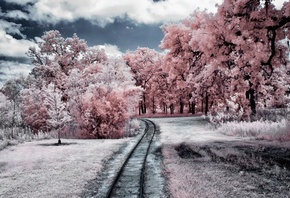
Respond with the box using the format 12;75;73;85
21;31;141;138
160;0;290;119
1;77;28;126
160;11;210;114
124;47;165;114
44;83;71;144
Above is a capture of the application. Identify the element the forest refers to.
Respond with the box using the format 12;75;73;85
0;0;290;140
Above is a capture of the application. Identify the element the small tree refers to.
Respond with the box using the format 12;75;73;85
81;58;142;138
0;93;14;128
44;83;71;144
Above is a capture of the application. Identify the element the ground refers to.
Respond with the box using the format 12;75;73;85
0;116;290;198
0;138;129;198
151;116;290;198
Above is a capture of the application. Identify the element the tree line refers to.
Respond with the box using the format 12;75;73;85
0;0;289;138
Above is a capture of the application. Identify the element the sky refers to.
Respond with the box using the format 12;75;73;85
0;0;286;87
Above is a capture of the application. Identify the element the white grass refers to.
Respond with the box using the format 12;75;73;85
151;117;247;145
0;138;128;198
217;119;290;141
162;147;252;198
151;117;246;197
0;127;54;150
151;116;290;197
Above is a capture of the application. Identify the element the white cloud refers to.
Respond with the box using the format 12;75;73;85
0;29;37;57
0;19;26;38
0;19;37;57
4;0;37;5
4;0;288;26
97;44;123;57
0;61;32;77
23;0;223;25
0;60;33;87
5;10;29;20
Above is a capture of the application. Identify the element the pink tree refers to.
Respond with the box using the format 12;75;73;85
82;86;129;138
26;30;88;91
160;12;209;114
64;47;109;137
80;58;142;138
124;47;165;114
200;0;290;117
21;86;50;133
23;31;86;135
160;0;290;119
22;30;141;139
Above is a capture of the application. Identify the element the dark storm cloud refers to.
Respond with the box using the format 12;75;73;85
0;56;30;63
0;1;24;12
69;19;164;52
4;16;164;53
0;0;225;58
1;0;165;52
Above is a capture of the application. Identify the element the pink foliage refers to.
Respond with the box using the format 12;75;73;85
160;0;290;119
81;87;129;138
21;87;50;133
22;31;141;138
124;48;168;114
7;0;290;137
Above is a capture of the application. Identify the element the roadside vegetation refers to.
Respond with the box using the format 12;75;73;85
211;108;290;141
1;0;290;143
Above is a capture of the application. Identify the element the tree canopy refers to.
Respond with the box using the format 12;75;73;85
1;0;289;138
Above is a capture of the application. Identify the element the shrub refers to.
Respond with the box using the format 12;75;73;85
0;127;53;150
217;119;290;141
123;119;140;137
255;108;290;122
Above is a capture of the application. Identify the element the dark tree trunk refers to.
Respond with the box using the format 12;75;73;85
180;99;184;114
141;103;144;114
246;88;256;115
201;97;204;113
170;104;174;114
205;94;209;116
143;95;146;114
57;129;61;144
12;101;16;127
140;94;147;114
192;102;195;114
152;97;156;114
